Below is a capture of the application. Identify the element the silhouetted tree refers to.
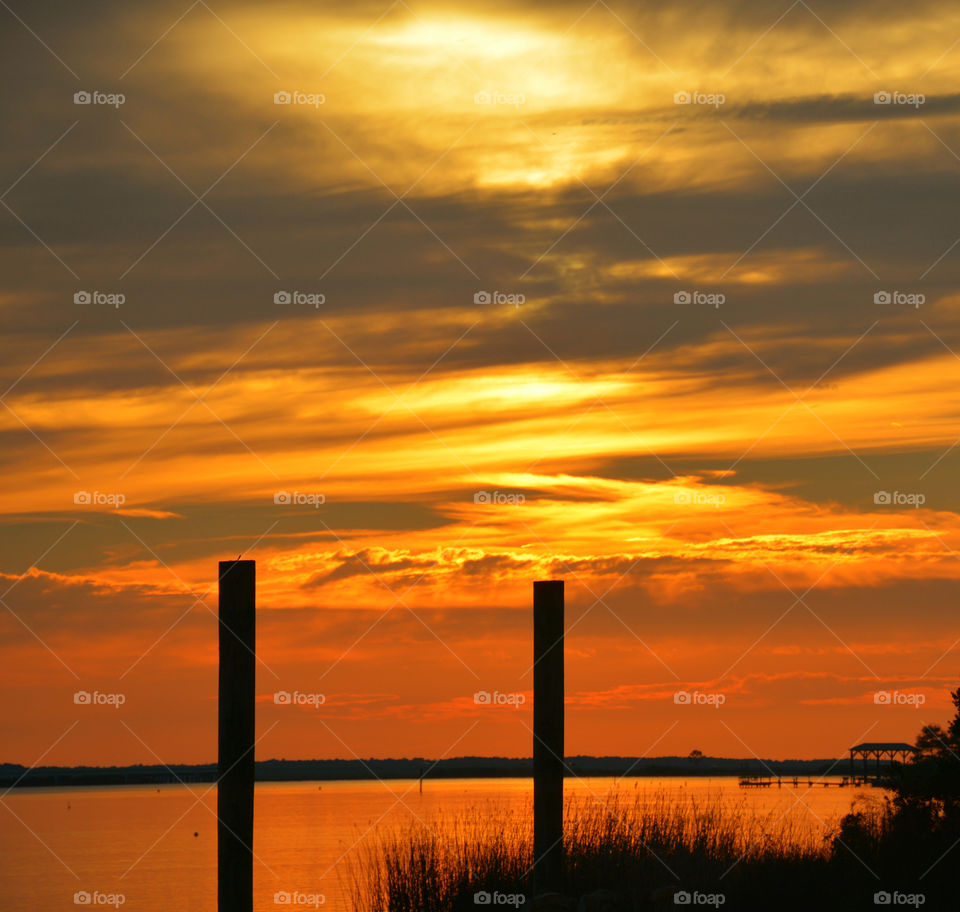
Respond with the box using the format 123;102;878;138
892;687;960;813
832;685;960;901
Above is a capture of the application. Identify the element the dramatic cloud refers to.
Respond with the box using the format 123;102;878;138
3;0;960;763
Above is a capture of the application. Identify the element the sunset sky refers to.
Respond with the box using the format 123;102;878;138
4;0;960;767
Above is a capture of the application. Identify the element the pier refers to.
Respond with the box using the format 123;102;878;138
739;775;873;788
738;742;918;789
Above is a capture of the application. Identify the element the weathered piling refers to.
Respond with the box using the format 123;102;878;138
533;579;564;895
218;559;256;912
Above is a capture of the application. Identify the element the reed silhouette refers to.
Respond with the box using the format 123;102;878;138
348;686;960;911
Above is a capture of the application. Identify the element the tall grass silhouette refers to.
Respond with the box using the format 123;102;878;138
348;787;848;911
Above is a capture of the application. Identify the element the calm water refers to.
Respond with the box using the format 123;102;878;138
0;776;885;911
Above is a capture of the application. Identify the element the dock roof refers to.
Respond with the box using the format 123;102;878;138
850;742;916;751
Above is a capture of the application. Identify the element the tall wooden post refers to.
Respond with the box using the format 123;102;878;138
218;560;256;912
533;579;564;895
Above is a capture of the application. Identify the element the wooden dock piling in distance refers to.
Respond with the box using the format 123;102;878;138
218;560;256;912
533;580;564;895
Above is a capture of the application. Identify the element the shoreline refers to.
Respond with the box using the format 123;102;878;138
0;756;878;789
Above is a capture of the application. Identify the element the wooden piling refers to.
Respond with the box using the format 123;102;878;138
218;560;256;912
533;579;564;895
